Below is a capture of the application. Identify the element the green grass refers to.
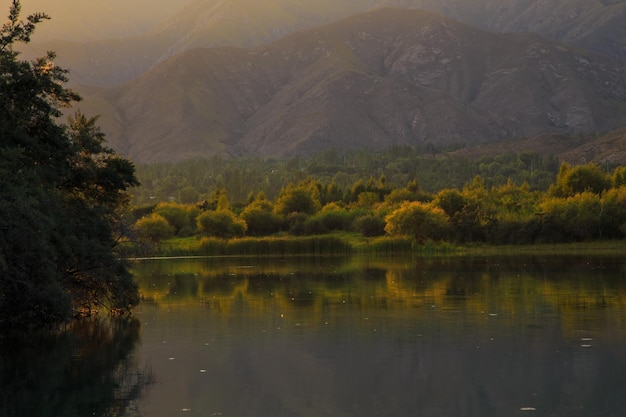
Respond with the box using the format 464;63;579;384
129;234;626;258
151;235;353;257
453;240;626;257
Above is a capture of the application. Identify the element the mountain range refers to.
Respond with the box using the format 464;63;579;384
21;0;626;87
72;8;626;163
12;1;626;163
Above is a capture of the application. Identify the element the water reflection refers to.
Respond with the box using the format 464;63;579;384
131;255;626;417
0;319;151;417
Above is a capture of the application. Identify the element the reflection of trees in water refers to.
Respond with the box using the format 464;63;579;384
138;255;626;326
0;319;152;417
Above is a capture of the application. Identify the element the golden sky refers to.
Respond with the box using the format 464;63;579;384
3;0;197;42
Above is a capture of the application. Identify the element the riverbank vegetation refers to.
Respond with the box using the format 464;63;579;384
127;161;626;256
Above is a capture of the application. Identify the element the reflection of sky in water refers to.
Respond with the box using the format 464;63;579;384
131;255;626;417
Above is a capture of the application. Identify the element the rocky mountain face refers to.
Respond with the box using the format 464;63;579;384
82;8;626;163
21;0;626;87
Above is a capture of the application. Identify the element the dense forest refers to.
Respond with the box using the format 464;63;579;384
129;155;626;250
131;146;563;206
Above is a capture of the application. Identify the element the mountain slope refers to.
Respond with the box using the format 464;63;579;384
81;8;626;162
21;0;626;87
452;128;626;165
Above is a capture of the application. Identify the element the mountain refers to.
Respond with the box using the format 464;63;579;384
19;0;626;87
452;128;626;165
479;0;626;59
79;8;626;163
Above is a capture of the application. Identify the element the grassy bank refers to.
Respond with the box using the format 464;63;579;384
126;233;625;259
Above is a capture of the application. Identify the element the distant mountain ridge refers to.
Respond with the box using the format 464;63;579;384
21;0;626;87
78;8;626;163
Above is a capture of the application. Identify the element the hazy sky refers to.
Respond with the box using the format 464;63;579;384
2;0;197;42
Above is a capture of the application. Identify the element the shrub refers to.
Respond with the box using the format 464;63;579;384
240;204;282;236
353;214;386;237
384;201;450;242
134;213;175;243
196;210;247;238
154;202;200;236
312;204;353;231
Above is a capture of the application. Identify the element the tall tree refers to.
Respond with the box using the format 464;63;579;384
0;1;139;331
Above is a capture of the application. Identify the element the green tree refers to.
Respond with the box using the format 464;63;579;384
353;213;386;237
274;184;321;216
240;198;281;236
154;202;200;236
612;166;626;188
134;213;175;244
356;191;380;207
550;163;611;197
196;210;247;238
601;186;626;238
434;189;466;218
178;186;200;204
0;1;139;330
455;176;496;242
384;201;450;242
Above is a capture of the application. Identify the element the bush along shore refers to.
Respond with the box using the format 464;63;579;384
125;162;626;258
121;233;626;259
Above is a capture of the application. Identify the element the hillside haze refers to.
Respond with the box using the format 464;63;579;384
19;0;626;86
81;8;626;163
14;0;195;41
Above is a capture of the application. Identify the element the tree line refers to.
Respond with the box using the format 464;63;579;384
131;147;562;206
132;161;626;248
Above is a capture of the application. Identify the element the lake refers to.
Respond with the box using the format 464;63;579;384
3;254;626;417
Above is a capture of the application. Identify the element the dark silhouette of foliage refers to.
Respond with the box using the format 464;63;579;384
0;1;139;331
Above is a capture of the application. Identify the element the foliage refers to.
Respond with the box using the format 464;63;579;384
134;213;175;243
384;201;451;242
0;2;138;331
310;203;354;232
613;166;626;188
196;236;352;256
353;213;386;237
196;209;247;238
154;202;200;236
125;159;626;258
274;183;321;216
240;198;282;236
550;162;612;197
131;147;562;207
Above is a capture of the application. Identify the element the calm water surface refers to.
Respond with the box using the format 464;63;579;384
3;254;626;417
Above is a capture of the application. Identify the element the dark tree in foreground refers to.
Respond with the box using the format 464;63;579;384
0;1;139;331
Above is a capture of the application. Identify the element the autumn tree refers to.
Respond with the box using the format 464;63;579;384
384;201;450;243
